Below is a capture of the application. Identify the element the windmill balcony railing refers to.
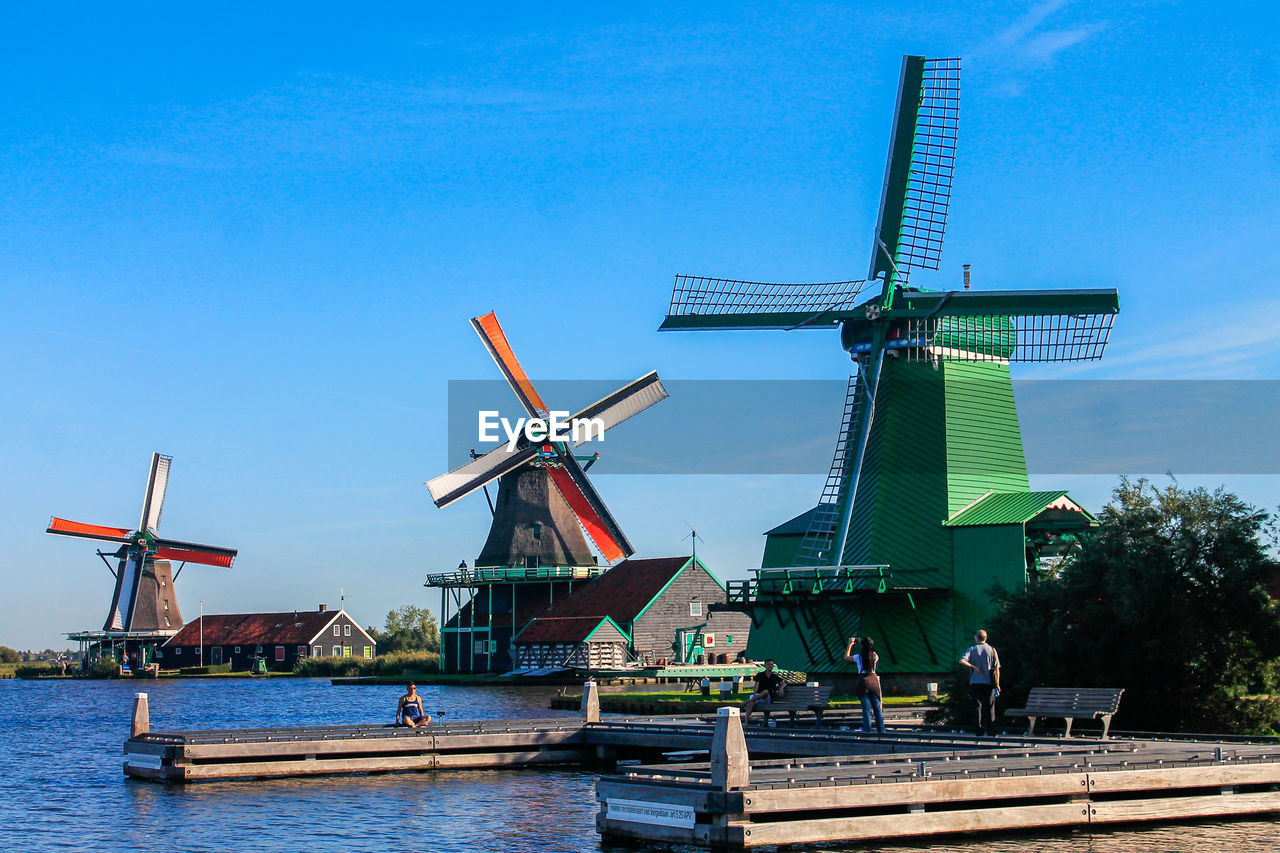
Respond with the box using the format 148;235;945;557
424;565;605;587
727;565;894;602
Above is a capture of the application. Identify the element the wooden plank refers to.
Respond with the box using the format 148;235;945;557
184;735;438;760
123;741;173;757
180;754;441;780
597;780;713;809
1090;790;1280;824
732;802;1089;847
1088;763;1280;793
435;731;584;751
743;772;1089;813
434;749;587;769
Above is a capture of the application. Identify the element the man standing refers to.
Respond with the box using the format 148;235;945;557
742;659;785;723
959;630;1001;737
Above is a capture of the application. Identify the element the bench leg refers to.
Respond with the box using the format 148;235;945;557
1026;716;1037;736
1100;714;1112;739
1063;718;1074;738
814;709;824;728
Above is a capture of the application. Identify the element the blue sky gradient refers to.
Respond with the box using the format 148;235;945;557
3;2;1278;648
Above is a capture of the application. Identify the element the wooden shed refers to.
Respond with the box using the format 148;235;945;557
511;615;628;669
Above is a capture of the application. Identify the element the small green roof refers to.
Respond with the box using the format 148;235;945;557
764;504;835;536
943;491;1097;528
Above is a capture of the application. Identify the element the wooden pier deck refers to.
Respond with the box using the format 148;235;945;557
122;689;1280;849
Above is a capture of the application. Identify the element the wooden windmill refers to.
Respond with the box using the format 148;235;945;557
659;56;1118;676
47;453;237;633
424;312;668;672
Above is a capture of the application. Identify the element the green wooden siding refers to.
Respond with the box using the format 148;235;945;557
943;360;1030;516
761;534;803;569
842;359;953;590
951;524;1027;653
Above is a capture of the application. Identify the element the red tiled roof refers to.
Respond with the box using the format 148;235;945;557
514;616;621;644
539;557;691;623
164;611;342;647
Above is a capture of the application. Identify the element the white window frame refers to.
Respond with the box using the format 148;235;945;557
342;646;351;658
704;634;716;647
343;624;351;637
363;646;372;660
690;601;703;617
275;646;285;662
333;625;341;637
332;645;341;657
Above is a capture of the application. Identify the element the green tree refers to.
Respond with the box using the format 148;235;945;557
369;605;440;655
968;479;1280;735
0;646;20;664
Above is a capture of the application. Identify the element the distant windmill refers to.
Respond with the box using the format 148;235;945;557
659;56;1118;673
47;453;238;632
427;312;668;566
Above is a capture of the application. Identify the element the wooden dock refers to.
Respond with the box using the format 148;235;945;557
122;688;1280;848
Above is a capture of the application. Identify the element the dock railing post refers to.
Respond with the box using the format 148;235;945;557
581;680;600;723
131;692;149;738
711;707;750;790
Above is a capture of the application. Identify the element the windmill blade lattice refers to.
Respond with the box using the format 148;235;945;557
871;56;960;282
662;275;870;330
894;289;1119;363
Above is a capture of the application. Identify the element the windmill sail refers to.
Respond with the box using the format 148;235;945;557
660;276;870;330
471;311;549;418
544;453;633;561
46;517;133;543
427;444;542;508
568;371;668;443
892;289;1119;362
870;56;960;282
152;538;238;568
139;453;172;534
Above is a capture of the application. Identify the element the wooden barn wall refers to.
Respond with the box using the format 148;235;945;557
630;566;752;663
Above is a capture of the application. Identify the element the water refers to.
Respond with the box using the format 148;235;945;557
0;679;1275;852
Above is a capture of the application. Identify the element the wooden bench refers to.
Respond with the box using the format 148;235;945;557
759;684;836;726
1004;687;1125;738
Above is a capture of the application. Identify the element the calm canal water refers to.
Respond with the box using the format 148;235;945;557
0;678;1275;852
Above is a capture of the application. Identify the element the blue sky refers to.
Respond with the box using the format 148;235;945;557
2;1;1278;649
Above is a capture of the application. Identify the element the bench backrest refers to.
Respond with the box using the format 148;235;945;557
1023;687;1124;714
774;685;834;706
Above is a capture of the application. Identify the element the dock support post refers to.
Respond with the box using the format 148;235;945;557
711;707;749;790
131;692;149;738
582;681;600;723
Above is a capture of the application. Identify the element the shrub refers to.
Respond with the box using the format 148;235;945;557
293;656;367;677
370;651;439;676
89;657;120;679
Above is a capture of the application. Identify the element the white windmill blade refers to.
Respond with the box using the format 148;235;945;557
139;453;172;534
568;371;668;446
426;443;541;509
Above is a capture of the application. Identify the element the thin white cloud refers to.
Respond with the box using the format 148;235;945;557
970;0;1105;93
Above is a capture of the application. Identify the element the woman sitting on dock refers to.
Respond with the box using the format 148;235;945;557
396;683;432;727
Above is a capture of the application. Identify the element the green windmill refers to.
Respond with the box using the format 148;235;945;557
659;56;1118;680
